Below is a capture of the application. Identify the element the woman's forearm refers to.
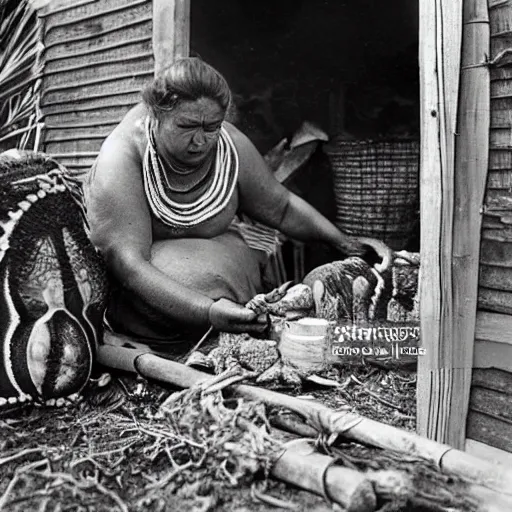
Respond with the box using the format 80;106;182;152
278;194;363;255
109;250;214;327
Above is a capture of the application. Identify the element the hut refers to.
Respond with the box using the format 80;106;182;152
28;0;512;465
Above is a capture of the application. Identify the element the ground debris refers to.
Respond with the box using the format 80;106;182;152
0;375;286;512
0;363;477;512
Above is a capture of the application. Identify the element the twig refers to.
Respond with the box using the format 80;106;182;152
350;375;406;412
1;490;51;509
88;438;140;458
185;325;214;360
251;481;299;510
203;371;257;394
0;459;49;510
489;48;512;67
93;480;129;512
0;447;43;467
0;473;21;511
70;456;122;478
144;460;193;491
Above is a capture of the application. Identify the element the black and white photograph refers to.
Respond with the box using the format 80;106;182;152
0;0;511;510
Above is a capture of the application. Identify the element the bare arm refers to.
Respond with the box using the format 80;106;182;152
85;132;215;327
234;127;366;253
232;126;392;269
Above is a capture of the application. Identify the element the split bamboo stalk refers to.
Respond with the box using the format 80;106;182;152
273;440;376;512
417;0;460;446
450;0;491;448
96;345;512;500
417;0;487;450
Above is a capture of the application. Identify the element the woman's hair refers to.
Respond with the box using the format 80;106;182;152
142;58;232;118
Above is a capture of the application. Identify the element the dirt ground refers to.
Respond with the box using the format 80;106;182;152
0;361;478;512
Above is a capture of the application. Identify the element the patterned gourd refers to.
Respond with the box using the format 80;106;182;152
0;151;108;407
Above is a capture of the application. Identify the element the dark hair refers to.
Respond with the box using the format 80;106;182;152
142;58;232;118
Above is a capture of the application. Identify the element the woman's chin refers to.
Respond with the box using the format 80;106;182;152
185;151;207;164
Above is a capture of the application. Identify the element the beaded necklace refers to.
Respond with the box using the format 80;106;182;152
142;118;239;228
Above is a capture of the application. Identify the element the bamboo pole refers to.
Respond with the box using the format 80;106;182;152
417;0;467;448
152;0;190;75
450;0;491;448
273;441;376;512
96;345;512;500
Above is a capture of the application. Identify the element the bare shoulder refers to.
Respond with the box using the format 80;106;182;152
223;122;260;161
99;103;148;163
89;104;148;189
84;103;152;254
223;122;289;226
223;122;267;184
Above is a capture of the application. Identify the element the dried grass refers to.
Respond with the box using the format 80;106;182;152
0;371;284;512
0;0;44;150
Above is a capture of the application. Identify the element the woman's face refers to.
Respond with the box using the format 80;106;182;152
155;97;226;166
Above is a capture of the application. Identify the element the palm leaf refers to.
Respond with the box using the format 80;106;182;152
0;0;43;150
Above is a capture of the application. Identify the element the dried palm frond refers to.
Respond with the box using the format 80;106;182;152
0;0;44;150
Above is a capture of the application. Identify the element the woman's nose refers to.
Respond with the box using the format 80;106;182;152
192;129;206;146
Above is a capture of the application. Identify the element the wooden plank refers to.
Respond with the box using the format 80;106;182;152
41;74;152;105
45;139;103;153
475;311;512;344
43;58;153;87
490;127;512;146
417;0;445;444
42;0;148;31
469;387;512;420
479;264;512;291
466;439;512;466
476;361;512;385
44;2;152;47
152;0;190;75
479;287;512;313
482;228;512;242
487;169;512;188
474;340;512;372
466;411;512;452
417;0;462;445
480;239;512;266
472;367;512;393
417;0;488;450
35;0;90;17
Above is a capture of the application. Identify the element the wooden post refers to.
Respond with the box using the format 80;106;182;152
418;0;490;450
417;0;463;447
152;0;191;75
452;0;491;444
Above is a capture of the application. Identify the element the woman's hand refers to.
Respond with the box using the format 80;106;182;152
357;236;394;273
208;298;268;333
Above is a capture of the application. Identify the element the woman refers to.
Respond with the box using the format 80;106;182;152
84;58;391;344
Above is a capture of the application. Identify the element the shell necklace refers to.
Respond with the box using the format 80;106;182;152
157;146;215;194
142;118;239;228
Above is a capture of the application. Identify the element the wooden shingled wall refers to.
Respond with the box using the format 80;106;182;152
37;0;154;176
467;0;512;459
479;0;512;311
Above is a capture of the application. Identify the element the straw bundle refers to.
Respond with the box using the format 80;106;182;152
324;138;420;250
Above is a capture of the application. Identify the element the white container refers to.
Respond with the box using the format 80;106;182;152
279;318;332;372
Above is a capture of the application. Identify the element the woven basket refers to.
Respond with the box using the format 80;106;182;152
324;138;420;250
